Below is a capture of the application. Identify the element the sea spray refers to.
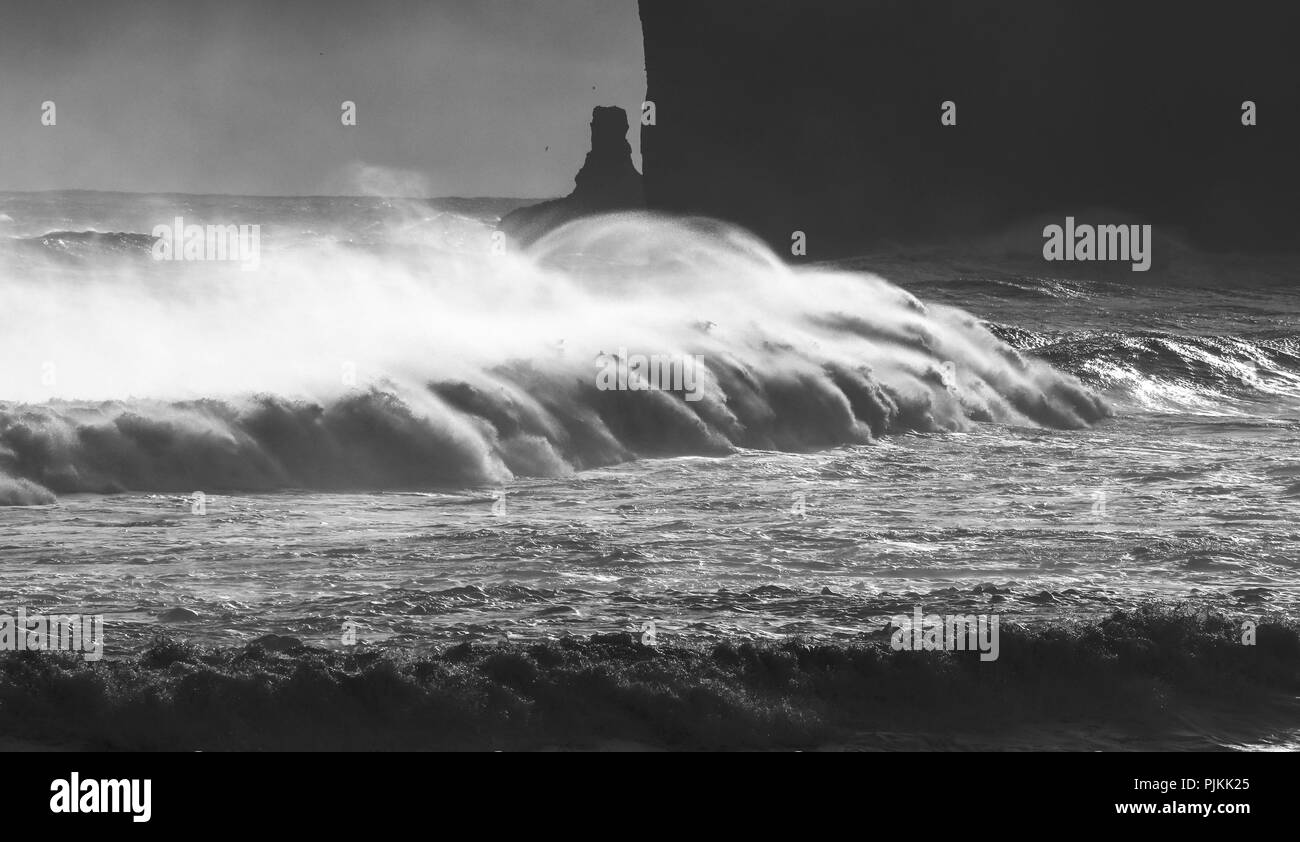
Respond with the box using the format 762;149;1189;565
0;213;1108;498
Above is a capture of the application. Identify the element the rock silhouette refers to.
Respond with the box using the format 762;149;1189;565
500;106;644;247
637;0;1300;259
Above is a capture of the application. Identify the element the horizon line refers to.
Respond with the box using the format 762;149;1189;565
0;188;554;203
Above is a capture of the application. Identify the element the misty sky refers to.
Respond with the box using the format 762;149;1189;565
0;0;645;197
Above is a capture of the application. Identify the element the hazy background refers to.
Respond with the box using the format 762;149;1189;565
0;0;645;197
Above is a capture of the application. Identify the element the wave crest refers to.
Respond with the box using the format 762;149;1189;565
0;213;1108;497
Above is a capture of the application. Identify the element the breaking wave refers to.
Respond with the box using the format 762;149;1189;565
989;324;1300;412
0;213;1108;500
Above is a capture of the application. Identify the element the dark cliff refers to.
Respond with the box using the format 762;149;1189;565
500;106;644;247
638;0;1300;259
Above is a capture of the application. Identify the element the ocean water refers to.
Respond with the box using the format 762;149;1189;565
1;191;1297;657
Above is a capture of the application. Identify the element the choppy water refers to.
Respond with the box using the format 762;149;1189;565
1;191;1297;656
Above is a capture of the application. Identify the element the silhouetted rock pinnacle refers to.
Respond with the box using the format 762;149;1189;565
500;106;644;247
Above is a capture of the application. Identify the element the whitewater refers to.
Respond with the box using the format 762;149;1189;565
0;191;1297;661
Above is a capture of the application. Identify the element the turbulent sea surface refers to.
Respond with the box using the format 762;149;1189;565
1;190;1297;659
1;192;1298;751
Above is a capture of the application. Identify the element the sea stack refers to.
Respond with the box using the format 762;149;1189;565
500;105;644;247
